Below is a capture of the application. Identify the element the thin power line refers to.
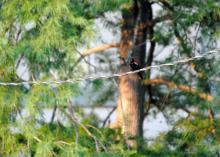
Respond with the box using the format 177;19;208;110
0;49;219;86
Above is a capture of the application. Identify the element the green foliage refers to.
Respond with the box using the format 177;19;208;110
0;0;220;156
147;115;220;157
69;0;130;19
0;0;136;156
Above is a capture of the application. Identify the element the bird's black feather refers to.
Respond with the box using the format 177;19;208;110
129;58;143;79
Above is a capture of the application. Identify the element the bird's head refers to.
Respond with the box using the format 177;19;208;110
119;56;137;65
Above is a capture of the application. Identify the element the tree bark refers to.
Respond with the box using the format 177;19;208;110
114;0;150;148
115;5;137;147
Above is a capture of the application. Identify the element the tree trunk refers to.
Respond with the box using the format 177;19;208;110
114;0;150;148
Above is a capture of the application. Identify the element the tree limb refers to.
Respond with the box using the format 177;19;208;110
81;43;120;57
152;14;172;25
76;49;97;70
145;78;215;133
72;43;120;70
144;78;213;102
158;0;174;11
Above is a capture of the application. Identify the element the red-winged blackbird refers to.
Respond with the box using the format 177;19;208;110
129;58;143;79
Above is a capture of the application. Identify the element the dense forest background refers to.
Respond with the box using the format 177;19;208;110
0;0;220;156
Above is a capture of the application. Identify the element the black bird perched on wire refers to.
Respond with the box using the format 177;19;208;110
119;56;143;79
129;58;143;79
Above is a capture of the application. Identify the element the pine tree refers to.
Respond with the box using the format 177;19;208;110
113;0;220;152
0;0;220;156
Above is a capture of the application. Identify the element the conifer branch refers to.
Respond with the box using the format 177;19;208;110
81;43;120;57
64;104;107;152
73;43;120;70
145;78;215;133
144;78;213;102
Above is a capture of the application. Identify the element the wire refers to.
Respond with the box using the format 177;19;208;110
0;49;219;86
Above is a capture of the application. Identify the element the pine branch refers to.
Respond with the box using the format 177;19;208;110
73;43;119;70
75;49;97;70
151;14;172;25
72;13;172;71
158;0;175;11
144;78;213;102
64;104;108;152
81;43;120;57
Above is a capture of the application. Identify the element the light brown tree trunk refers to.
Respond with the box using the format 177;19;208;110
114;0;150;148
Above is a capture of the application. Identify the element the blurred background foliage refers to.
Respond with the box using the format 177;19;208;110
0;0;220;156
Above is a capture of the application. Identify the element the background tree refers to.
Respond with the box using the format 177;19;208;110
0;0;220;156
110;0;220;150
